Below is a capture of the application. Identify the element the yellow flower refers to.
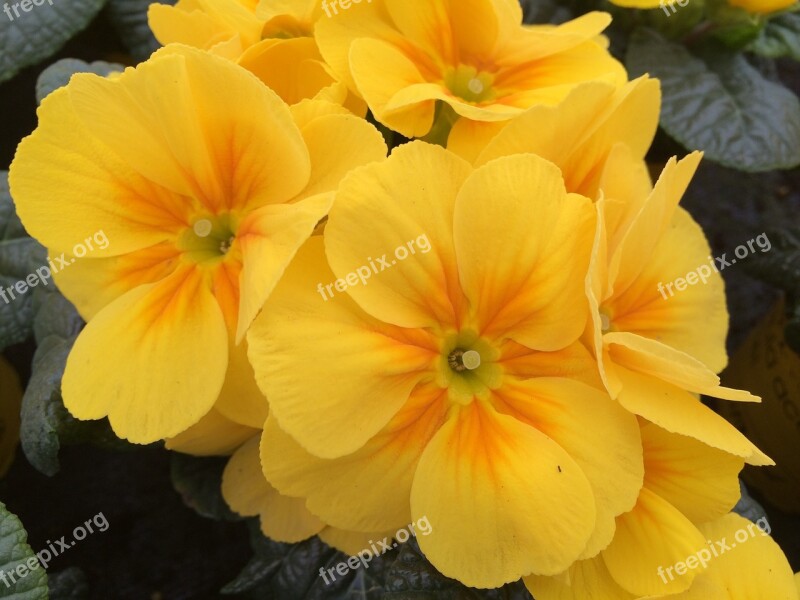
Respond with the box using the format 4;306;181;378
248;141;645;587
8;45;386;444
526;420;746;598
315;0;626;140
165;409;259;456
727;0;797;14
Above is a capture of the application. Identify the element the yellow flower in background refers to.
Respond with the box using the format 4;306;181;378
526;420;746;598
149;0;365;110
315;0;626;141
248;142;645;588
728;0;797;13
9;45;386;444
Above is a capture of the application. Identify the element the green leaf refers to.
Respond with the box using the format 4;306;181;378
626;28;800;172
170;454;242;522
106;0;175;61
0;502;48;600
0;171;37;351
36;58;123;104
748;13;800;60
520;0;572;24
0;0;107;83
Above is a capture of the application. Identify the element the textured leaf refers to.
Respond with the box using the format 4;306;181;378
0;502;48;599
749;12;800;60
0;0;107;83
171;454;242;522
106;0;175;61
36;58;123;104
733;481;769;525
626;28;800;172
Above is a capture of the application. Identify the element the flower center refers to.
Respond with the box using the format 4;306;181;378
443;65;495;104
439;330;502;406
178;214;238;264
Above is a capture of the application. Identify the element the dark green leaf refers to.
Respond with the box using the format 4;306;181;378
626;28;800;172
106;0;175;61
170;453;242;521
749;13;800;60
36;58;124;104
0;0;107;83
0;502;48;599
0;172;37;351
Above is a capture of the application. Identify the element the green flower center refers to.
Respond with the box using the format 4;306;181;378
178;214;237;264
440;330;502;406
444;65;495;104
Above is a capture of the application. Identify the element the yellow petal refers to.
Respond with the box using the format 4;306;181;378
222;436;325;542
261;384;448;532
525;555;636;600
213;337;268;428
641;422;744;525
236;192;335;342
602;487;707;596
496;377;643;559
412;402;596;587
453;154;594;349
62;265;229;443
247;237;435;459
325;141;471;330
612;364;772;466
165;408;259;456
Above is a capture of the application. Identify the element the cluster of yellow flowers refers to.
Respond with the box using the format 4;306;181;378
7;0;800;597
611;0;796;16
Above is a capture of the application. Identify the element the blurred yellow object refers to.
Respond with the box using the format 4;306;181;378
0;356;23;478
719;296;800;512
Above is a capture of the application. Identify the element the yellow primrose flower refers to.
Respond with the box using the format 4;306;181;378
727;0;797;14
149;0;365;110
526;420;746;598
248;141;645;588
8;45;386;444
165;408;259;456
315;0;627;140
650;513;799;599
584;154;771;466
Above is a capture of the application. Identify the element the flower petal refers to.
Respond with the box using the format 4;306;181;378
165;408;258;456
62;265;229;443
325;141;472;330
412;402;596;587
248;237;435;458
453;154;594;348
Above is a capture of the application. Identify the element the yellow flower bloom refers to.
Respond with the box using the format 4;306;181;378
315;0;626;139
8;45;386;444
148;0;365;110
165;408;259;456
727;0;797;14
526;420;745;598
248;142;645;587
